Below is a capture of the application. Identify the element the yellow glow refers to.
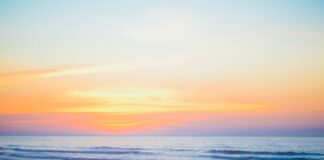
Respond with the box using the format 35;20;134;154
63;89;271;114
69;88;176;99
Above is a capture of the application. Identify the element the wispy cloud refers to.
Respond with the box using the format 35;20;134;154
0;64;131;79
0;64;134;87
0;57;184;87
42;64;131;78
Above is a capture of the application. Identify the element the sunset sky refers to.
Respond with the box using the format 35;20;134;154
0;0;323;136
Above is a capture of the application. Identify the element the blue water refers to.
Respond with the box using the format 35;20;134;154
0;136;323;160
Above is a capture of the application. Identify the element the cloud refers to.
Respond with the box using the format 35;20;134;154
0;56;185;88
41;64;131;78
0;55;184;81
0;64;132;87
0;64;131;79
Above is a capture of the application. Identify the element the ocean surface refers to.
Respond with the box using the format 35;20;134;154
0;136;323;160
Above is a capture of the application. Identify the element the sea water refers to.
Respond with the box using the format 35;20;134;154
0;136;323;160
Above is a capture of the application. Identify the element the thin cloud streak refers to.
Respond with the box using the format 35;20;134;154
0;64;131;79
0;57;181;87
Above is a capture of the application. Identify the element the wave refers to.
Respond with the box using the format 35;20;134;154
12;147;153;155
2;153;122;160
1;145;322;160
92;146;142;150
0;146;153;160
208;150;324;156
202;155;320;160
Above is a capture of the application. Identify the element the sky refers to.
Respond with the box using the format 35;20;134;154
0;0;323;136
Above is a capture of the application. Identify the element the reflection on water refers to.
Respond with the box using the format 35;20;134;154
0;136;323;160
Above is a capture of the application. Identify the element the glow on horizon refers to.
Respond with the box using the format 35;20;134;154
0;0;323;136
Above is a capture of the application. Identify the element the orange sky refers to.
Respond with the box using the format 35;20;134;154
0;0;323;136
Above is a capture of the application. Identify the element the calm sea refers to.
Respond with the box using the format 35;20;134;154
0;136;323;160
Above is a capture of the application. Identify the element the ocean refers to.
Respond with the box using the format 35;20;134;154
0;136;323;160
